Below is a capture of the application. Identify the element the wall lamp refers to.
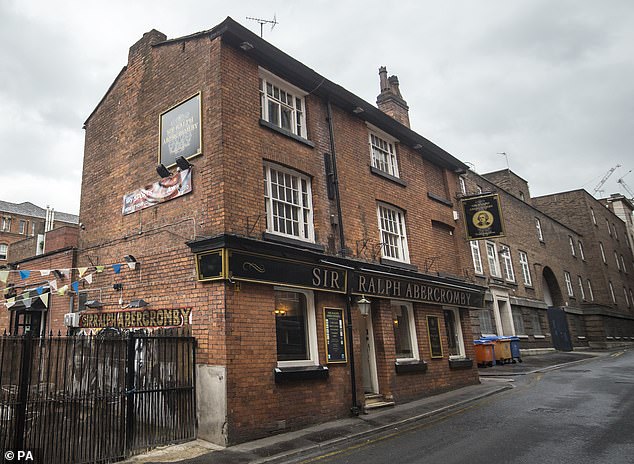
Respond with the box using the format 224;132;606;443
124;255;139;270
356;295;371;317
175;156;193;171
127;299;149;308
85;300;103;309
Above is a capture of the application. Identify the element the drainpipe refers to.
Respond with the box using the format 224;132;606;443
325;100;360;415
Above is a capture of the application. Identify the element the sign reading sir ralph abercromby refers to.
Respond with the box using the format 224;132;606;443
79;308;192;329
461;193;505;240
159;93;202;167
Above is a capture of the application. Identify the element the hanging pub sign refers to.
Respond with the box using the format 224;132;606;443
159;93;202;167
79;308;192;329
426;315;444;358
324;308;347;363
122;168;192;215
461;193;505;240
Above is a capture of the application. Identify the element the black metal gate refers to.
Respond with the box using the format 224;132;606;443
0;329;196;463
547;307;573;351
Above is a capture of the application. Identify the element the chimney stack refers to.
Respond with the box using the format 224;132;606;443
376;66;410;128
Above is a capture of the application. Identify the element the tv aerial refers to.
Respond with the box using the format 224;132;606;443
246;15;278;38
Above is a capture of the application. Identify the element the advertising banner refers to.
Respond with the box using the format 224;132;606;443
122;168;192;215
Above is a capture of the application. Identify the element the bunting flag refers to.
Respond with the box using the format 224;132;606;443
36;286;44;295
40;293;49;307
0;270;9;283
84;274;93;284
61;269;70;278
71;282;79;293
5;297;15;309
78;267;88;277
112;264;122;274
23;298;32;309
22;291;30;300
57;285;68;296
95;266;105;273
40;270;51;277
126;262;137;270
19;270;31;280
49;279;58;291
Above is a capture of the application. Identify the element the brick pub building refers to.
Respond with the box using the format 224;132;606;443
75;17;486;445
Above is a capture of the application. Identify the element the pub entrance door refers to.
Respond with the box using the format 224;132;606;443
359;313;379;394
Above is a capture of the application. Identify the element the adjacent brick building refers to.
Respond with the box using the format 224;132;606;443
73;18;486;445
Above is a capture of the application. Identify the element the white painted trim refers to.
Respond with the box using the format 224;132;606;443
275;287;319;368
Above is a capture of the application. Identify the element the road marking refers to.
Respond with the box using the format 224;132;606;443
611;351;624;358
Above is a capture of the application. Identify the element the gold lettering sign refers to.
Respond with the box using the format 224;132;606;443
79;308;192;329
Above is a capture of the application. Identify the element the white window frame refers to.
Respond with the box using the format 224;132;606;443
19;220;26;235
263;163;315;243
599;242;607;263
590;207;597;225
518;251;532;286
368;126;400;178
391;301;419;362
577;276;586;301
476;185;483;194
470;241;484;275
535;218;544;241
500;245;515;282
1;217;10;232
479;308;496;336
259;68;307;138
613;225;619;240
609;281;616;304
587;279;595;301
459;176;467;195
275;287;319;368
621;255;627;273
606;219;611;236
486;241;502;278
624;287;630;308
377;203;410;263
568;236;576;256
564;271;574;297
578;241;585;260
444;307;466;359
614;251;621;270
0;243;7;260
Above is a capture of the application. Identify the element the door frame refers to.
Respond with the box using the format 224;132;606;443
359;312;379;394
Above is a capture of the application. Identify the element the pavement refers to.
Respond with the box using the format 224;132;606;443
123;350;604;464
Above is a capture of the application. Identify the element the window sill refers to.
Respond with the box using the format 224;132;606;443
274;365;329;383
533;335;545;339
449;358;473;370
517;335;529;339
263;232;325;252
395;360;427;374
370;166;407;187
259;118;315;148
427;192;453;208
380;258;418;272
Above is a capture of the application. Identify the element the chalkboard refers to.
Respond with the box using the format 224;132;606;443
324;308;347;363
426;315;444;358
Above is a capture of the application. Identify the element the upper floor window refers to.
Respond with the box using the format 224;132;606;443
369;129;399;178
519;191;525;201
264;163;314;242
620;255;627;273
590;207;597;225
613;225;618;240
486;241;502;278
535;218;544;241
564;271;574;297
606;219;611;236
19;220;26;235
518;251;532;286
377;203;410;263
587;279;595;301
459;177;467;195
624;287;630;308
0;243;7;260
470;241;484;275
615;251;621;270
577;276;586;301
568;236;576;256
259;69;306;138
599;242;607;264
578;241;585;260
476;185;483;194
609;281;616;304
1;217;11;232
500;245;515;282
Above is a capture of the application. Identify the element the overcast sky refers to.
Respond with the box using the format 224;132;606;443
1;0;633;215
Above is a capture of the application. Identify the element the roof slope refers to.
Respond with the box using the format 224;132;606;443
0;200;79;224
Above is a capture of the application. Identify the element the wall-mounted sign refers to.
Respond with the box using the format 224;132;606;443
227;251;348;294
159;93;202;167
122;168;192;215
351;272;484;309
196;250;224;281
324;308;347;363
426;315;443;358
79;308;192;329
461;193;505;240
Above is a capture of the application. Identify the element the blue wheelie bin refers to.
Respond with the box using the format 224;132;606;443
507;336;522;363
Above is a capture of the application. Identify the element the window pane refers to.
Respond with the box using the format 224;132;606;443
444;309;459;356
393;304;413;358
275;291;308;361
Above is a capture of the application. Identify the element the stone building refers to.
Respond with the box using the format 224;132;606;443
73;17;486;445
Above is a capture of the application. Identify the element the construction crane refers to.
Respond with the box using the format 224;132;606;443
617;170;634;200
593;164;621;197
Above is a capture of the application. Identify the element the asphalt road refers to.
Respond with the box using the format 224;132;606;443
290;350;634;464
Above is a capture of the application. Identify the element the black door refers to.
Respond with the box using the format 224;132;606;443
547;307;573;351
